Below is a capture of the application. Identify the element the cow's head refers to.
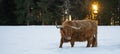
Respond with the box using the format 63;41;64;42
60;21;82;40
60;25;75;40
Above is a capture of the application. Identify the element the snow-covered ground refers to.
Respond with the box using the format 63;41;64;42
0;26;120;54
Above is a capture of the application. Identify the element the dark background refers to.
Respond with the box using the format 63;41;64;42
0;0;120;25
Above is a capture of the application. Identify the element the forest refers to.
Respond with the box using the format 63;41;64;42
0;0;120;25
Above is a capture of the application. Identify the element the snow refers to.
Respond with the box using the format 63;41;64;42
0;26;120;54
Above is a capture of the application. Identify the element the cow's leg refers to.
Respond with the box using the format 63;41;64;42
92;31;97;47
92;37;97;47
59;38;64;48
87;39;92;47
87;40;90;47
70;39;75;47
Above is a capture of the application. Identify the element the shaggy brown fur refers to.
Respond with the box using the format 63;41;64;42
59;20;97;48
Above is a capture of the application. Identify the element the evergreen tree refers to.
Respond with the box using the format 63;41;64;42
0;0;16;25
70;0;90;20
14;0;36;25
37;0;63;25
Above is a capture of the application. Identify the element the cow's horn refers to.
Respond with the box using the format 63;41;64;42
71;26;81;30
56;25;63;29
55;21;63;29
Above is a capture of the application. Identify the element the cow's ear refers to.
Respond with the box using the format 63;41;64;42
60;28;65;33
60;28;65;36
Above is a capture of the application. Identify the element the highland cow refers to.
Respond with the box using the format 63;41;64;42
59;20;97;48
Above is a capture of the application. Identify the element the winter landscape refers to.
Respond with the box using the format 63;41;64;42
0;26;120;54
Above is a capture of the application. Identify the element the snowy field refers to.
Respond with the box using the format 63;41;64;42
0;26;120;54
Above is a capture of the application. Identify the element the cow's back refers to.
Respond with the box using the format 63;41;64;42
72;20;97;29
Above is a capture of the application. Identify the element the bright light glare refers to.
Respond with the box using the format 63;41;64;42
94;10;98;13
93;5;98;11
